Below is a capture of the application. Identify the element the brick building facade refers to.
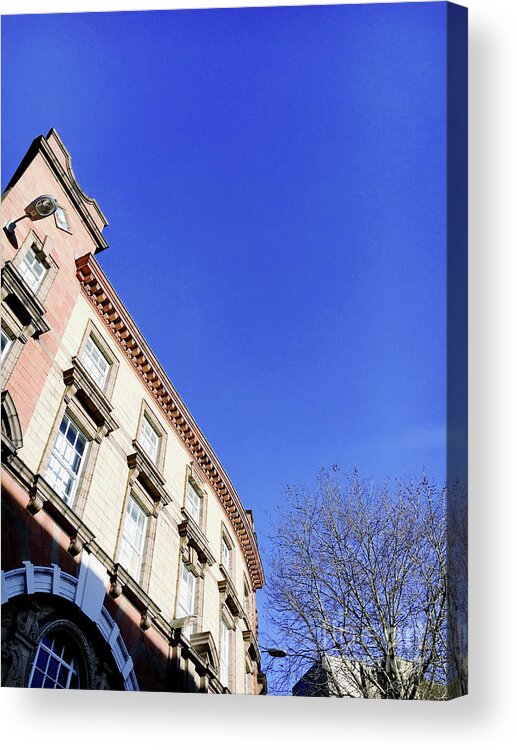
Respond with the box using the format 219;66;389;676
1;129;266;693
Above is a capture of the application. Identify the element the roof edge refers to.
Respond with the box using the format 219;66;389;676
76;252;265;591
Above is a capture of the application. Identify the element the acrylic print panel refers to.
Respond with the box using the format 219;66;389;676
1;2;467;699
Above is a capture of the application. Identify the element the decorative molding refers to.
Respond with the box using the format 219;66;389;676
218;566;244;618
242;628;260;663
63;357;119;437
1;390;23;459
190;630;220;673
178;510;216;568
76;252;265;591
127;441;169;504
257;670;267;695
1;563;138;690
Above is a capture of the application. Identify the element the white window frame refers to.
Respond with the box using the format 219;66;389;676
139;413;159;463
243;579;252;621
1;328;13;361
185;481;202;525
118;494;148;581
44;413;88;505
81;334;110;389
19;245;47;292
220;618;230;688
177;564;197;637
54;205;71;232
221;536;231;572
28;634;79;689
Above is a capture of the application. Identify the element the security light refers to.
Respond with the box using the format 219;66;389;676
4;194;58;234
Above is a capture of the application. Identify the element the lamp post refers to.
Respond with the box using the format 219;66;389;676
4;194;59;235
261;647;288;659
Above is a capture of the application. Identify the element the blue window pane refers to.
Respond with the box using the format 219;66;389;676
66;422;78;443
30;669;44;688
56;664;68;688
47;656;59;681
76;434;86;455
35;647;49;672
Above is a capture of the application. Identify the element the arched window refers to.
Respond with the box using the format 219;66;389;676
28;633;80;689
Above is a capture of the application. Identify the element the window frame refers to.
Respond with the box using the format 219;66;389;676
11;229;58;303
185;480;202;525
118;493;149;582
220;525;234;579
81;335;110;390
76;321;119;399
139;414;159;462
219;617;230;689
38;396;105;517
28;632;80;689
243;577;252;624
44;412;88;506
176;563;198;639
1;327;13;361
135;401;167;472
18;245;47;293
182;462;208;533
54;205;72;233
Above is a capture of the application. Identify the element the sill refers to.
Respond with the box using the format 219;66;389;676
127;440;168;502
242;628;260;662
218;566;244;618
178;510;216;566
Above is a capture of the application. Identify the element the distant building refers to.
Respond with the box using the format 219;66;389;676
1;129;266;693
292;656;370;698
292;655;437;699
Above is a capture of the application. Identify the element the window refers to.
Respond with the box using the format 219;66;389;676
177;564;197;637
244;580;252;621
28;634;79;689
19;246;46;292
220;619;230;688
139;414;159;462
221;536;231;573
54;206;70;232
119;495;147;580
185;481;201;525
1;328;12;360
81;335;109;389
44;414;87;505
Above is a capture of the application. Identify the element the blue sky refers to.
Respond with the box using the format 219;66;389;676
2;2;448;661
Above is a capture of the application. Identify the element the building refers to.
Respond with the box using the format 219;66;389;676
1;129;266;693
292;655;442;699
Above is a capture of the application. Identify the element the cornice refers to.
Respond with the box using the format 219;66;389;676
76;253;265;591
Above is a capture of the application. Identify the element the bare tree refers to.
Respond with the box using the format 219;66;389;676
264;468;467;699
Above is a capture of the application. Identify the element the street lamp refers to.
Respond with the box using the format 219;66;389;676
261;647;288;659
4;194;59;235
